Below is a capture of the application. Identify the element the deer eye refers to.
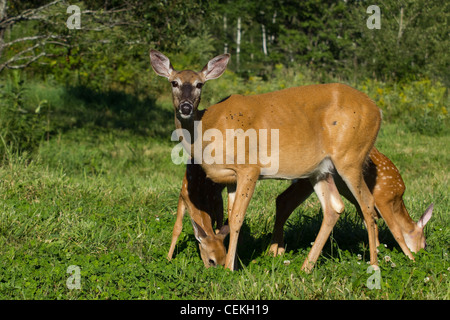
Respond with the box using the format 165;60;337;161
196;82;204;89
171;81;179;88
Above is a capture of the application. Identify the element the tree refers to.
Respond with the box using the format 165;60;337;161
0;0;66;72
348;0;449;82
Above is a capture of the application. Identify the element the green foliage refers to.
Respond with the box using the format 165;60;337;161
0;76;175;160
2;0;448;86
356;78;449;136
0;71;50;160
349;0;449;84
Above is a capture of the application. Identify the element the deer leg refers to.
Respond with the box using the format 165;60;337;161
334;164;379;267
225;168;259;271
356;206;381;250
211;184;225;230
301;174;344;272
227;184;236;221
270;179;313;256
168;194;186;261
215;189;224;229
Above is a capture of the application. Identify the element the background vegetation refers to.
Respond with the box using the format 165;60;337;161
0;0;448;299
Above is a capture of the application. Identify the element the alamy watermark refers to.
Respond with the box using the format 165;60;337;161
66;5;81;29
170;121;280;176
66;265;81;290
367;5;381;30
65;4;380;31
366;265;381;289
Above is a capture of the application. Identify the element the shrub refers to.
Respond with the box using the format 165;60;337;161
357;78;448;136
0;71;51;161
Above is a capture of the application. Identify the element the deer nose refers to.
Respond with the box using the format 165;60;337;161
179;102;193;116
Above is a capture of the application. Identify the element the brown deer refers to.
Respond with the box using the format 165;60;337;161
270;147;433;264
150;49;382;271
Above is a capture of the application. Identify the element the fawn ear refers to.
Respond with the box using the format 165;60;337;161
191;219;207;243
417;203;433;229
149;49;175;79
215;224;230;241
201;53;230;81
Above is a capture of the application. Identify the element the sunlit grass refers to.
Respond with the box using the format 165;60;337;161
0;115;448;299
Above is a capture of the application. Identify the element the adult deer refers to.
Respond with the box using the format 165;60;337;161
270;147;434;264
150;49;382;271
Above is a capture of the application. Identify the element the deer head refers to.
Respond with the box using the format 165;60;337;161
404;203;434;253
149;49;230;121
192;219;229;268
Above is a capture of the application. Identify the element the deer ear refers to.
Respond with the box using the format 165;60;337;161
417;203;433;229
215;224;230;241
191;219;207;243
201;53;230;81
149;49;175;79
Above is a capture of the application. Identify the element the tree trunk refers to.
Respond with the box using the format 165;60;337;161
270;10;276;43
0;0;7;59
236;16;241;70
397;6;404;46
223;15;228;54
261;24;267;56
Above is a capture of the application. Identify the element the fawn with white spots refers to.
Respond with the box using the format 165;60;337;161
270;147;433;263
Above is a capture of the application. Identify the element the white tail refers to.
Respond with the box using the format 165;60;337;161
151;49;382;271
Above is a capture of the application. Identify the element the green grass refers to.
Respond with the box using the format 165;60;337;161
0;78;448;299
0;119;448;299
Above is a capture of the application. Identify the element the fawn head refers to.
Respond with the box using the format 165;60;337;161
149;49;230;121
405;203;434;253
192;219;229;268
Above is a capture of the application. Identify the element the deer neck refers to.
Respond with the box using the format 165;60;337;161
174;109;206;160
174;109;205;131
396;202;418;235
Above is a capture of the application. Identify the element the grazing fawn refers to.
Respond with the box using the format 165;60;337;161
270;147;433;266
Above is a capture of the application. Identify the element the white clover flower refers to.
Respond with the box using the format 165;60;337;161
357;254;362;260
424;277;430;283
384;255;391;262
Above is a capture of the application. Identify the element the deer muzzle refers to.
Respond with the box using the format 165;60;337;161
179;101;194;118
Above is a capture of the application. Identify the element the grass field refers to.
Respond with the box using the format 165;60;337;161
0;85;449;300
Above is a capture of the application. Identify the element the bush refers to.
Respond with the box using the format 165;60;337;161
0;71;51;161
357;78;448;136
